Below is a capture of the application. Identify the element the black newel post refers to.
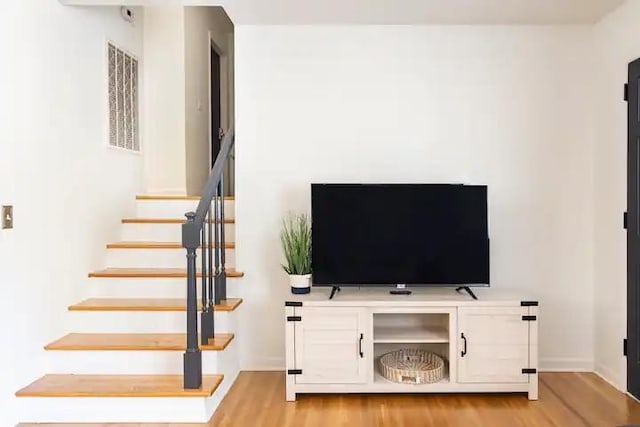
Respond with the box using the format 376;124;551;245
183;212;202;389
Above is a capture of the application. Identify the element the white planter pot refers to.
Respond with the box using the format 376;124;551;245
289;274;312;295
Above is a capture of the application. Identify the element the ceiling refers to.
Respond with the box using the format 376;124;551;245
62;0;627;25
214;0;626;25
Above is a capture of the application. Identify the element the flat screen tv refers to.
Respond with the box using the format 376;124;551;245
311;184;489;288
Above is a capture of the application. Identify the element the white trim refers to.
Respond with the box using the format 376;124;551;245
208;31;227;169
16;396;215;423
253;358;598;373
538;357;594;372
594;362;625;392
241;358;286;371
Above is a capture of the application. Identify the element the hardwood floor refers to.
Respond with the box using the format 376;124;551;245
210;371;640;427
18;371;640;426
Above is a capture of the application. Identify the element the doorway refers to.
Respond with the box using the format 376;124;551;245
627;57;640;399
210;45;222;168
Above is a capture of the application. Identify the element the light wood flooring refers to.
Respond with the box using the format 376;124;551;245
18;371;640;427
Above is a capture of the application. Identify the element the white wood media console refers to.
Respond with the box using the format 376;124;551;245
284;288;538;401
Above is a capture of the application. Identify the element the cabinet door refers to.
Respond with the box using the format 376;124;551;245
457;307;529;383
294;307;368;384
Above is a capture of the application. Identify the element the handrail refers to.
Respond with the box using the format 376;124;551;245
182;129;235;389
193;130;235;224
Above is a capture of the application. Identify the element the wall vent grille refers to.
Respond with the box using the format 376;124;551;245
108;42;139;152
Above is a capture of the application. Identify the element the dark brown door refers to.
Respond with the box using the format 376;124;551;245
211;47;222;168
628;57;640;399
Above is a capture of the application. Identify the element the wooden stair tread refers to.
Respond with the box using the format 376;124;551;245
45;333;234;351
88;268;244;278
15;374;223;398
69;297;243;312
136;195;234;201
106;241;235;249
122;218;235;224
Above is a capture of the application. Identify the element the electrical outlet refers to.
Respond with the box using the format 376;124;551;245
2;205;13;229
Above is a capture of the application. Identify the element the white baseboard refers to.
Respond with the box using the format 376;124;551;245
248;357;595;373
539;358;594;372
594;363;625;392
241;357;285;371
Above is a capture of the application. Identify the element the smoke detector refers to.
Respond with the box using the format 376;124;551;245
121;7;135;24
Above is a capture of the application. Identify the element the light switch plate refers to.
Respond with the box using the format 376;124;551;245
2;205;13;229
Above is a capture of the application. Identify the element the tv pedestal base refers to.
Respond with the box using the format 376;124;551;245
389;289;412;295
456;286;478;300
284;287;538;402
329;286;341;300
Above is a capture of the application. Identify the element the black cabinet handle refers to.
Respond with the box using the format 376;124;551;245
359;333;364;358
461;333;467;357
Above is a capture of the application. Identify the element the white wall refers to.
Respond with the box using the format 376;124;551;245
593;0;640;391
184;6;234;195
143;6;233;195
234;25;596;370
0;3;144;424
143;6;187;194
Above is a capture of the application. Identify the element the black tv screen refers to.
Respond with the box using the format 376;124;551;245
311;184;489;287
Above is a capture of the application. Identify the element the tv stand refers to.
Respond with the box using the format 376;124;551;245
329;286;341;300
456;286;478;300
284;288;539;402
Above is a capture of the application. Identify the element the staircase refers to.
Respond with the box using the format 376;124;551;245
15;133;242;424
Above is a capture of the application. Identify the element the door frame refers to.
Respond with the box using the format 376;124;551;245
628;57;640;400
208;34;227;168
208;32;234;195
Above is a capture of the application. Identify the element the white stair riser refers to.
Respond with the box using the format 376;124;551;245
136;200;234;219
121;223;235;242
68;310;237;334
45;339;239;375
16;396;216;423
22;341;239;423
211;339;240;401
104;248;236;269
45;350;222;375
87;277;238;298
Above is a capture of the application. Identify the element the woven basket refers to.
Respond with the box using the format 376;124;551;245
379;349;445;384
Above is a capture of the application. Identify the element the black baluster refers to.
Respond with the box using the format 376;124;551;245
219;174;227;302
200;216;211;346
207;204;215;339
214;184;222;305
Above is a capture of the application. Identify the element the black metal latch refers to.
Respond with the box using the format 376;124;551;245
285;301;303;307
522;315;537;321
287;316;302;322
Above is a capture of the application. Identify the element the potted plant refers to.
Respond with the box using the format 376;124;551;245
280;213;312;294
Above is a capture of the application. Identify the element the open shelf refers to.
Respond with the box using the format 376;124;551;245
373;312;450;344
374;325;448;343
373;342;451;390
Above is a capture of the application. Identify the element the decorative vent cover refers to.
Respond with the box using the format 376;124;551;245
108;42;139;152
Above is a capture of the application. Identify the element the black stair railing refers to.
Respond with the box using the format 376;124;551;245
182;129;234;389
